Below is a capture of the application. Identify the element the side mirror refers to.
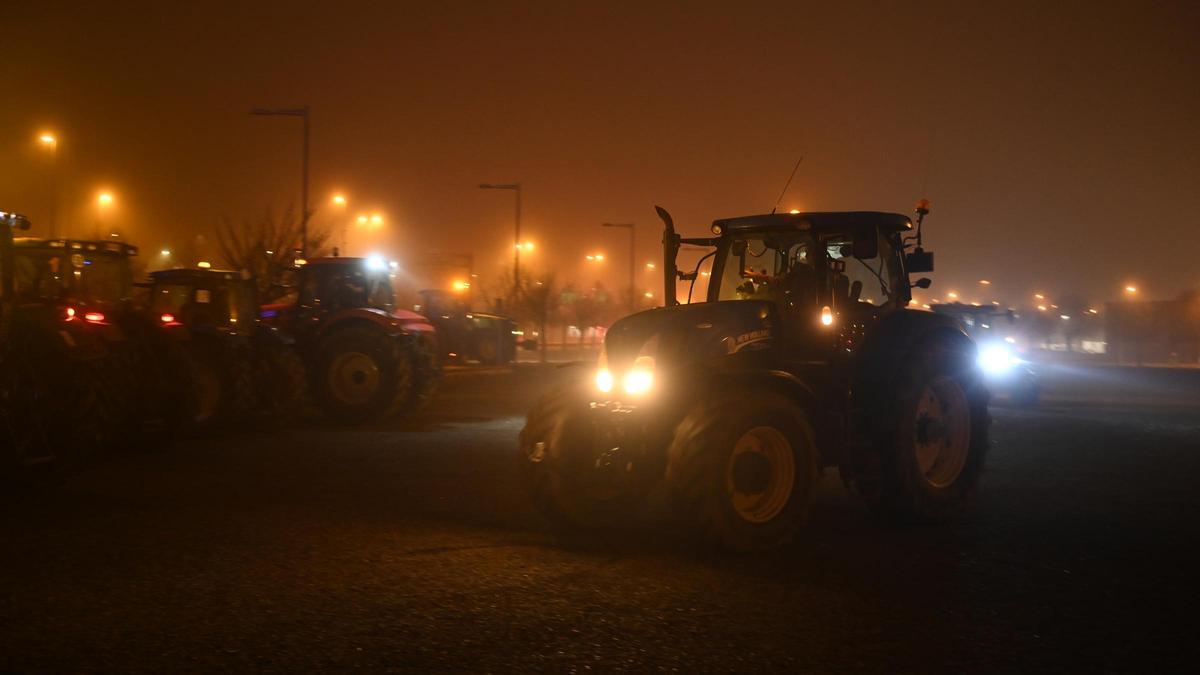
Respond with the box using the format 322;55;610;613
905;247;934;273
913;277;932;289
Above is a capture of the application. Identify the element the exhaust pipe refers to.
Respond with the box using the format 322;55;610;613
655;206;679;307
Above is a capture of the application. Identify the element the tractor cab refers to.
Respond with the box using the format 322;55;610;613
9;237;137;325
147;268;260;336
701;212;917;335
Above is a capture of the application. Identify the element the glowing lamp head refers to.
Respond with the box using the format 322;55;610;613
366;254;387;271
820;305;834;327
160;313;176;323
197;261;211;269
65;307;76;319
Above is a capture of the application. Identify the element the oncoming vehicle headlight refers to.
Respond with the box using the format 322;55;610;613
978;344;1017;375
595;368;614;393
622;356;655;396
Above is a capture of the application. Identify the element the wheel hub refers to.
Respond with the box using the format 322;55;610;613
725;426;795;524
328;351;381;405
913;375;972;489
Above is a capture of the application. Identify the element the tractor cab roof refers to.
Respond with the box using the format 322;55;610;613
149;268;247;284
13;237;139;257
711;211;913;237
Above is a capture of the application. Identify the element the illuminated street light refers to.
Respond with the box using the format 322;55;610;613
788;209;801;215
1034;293;1045;300
979;279;991;285
514;241;534;251
645;262;656;270
160;249;171;256
370;214;383;225
36;132;60;237
947;291;959;300
332;194;346;206
357;214;369;225
1124;285;1138;295
452;280;471;292
97;192;114;205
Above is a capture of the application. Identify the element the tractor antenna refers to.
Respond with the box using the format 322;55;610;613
770;156;804;214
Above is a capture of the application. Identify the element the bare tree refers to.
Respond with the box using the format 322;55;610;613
517;273;559;363
215;206;331;301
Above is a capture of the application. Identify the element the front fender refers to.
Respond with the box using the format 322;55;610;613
851;308;974;411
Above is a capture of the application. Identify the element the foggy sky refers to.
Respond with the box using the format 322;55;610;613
2;0;1197;304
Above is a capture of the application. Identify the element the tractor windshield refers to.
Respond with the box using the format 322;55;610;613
711;229;898;307
14;249;132;307
302;265;396;312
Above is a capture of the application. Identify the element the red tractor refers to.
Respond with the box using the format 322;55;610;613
261;256;440;423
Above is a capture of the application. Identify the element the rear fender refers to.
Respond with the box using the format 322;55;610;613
316;308;410;341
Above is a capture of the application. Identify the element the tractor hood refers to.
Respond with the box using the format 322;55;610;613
602;301;776;375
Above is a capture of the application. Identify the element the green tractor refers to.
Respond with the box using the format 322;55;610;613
519;202;990;551
144;267;309;430
1;211;115;476
7;235;188;449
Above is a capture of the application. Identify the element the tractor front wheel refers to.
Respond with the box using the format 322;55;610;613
519;387;642;532
666;389;819;552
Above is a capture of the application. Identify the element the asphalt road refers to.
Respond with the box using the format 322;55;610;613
3;365;1199;672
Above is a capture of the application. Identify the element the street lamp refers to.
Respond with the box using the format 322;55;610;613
251;106;310;256
331;193;347;253
96;191;114;237
37;132;59;237
479;182;522;297
602;222;636;313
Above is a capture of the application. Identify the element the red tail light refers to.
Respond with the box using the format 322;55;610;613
65;307;76;320
161;313;176;323
83;312;105;323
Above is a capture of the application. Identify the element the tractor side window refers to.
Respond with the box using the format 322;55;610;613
14;253;65;302
366;273;395;310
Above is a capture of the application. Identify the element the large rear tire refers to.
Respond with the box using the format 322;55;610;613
316;326;413;423
860;335;990;524
666;389;819;552
518;386;642;532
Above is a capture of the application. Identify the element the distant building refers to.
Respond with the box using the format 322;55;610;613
1105;296;1200;365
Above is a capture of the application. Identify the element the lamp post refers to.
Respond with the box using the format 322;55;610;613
37;133;58;237
332;193;347;254
602;222;636;312
96;191;114;238
251;106;310;256
478;183;521;298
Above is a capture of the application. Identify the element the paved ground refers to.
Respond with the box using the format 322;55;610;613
2;364;1199;672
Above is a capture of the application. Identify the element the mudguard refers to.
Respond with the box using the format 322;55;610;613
851;308;974;413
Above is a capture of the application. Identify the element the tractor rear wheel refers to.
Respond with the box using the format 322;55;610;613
406;334;441;411
518;386;641;532
666;389;819;551
316;326;412;423
258;339;312;422
860;335;990;524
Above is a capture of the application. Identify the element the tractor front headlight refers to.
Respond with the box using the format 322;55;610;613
622;356;655;396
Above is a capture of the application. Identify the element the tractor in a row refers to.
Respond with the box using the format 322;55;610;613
519;202;990;551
